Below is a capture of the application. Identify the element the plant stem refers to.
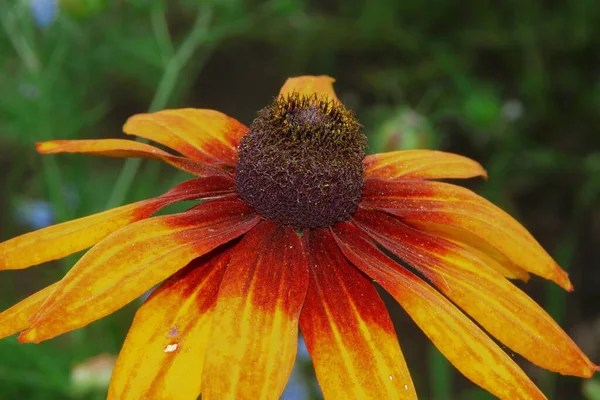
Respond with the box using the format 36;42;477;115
104;0;285;209
105;7;213;210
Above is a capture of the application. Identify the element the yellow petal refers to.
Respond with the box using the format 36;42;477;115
19;199;259;343
123;109;248;166
332;223;547;400
364;150;487;181
201;222;309;400
362;178;572;290
447;238;530;282
108;247;232;400
37;139;229;177
0;282;59;338
0;176;234;271
278;76;340;102
355;209;597;378
301;229;417;400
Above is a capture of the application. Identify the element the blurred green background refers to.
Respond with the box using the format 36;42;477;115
1;0;599;399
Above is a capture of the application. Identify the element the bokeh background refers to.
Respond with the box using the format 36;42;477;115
1;0;599;399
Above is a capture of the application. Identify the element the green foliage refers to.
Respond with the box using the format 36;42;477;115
584;379;600;400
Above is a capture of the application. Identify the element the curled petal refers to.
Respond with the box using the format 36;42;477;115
0;176;234;271
331;223;546;400
201;222;309;400
354;210;598;378
361;179;572;290
108;247;233;400
19;199;259;343
123;109;248;166
37;139;229;177
363;150;487;181
278;76;340;103
301;229;417;400
0;282;59;338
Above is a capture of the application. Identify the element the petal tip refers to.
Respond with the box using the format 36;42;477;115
556;271;574;292
36;141;59;154
284;75;335;85
564;281;574;292
122;114;144;135
279;75;339;102
582;362;600;378
18;329;38;344
467;158;487;180
456;154;487;180
480;168;489;180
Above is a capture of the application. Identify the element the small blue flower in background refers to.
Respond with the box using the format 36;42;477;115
282;335;321;400
30;0;58;29
297;335;310;361
138;285;157;303
281;363;310;400
19;82;40;100
15;199;54;230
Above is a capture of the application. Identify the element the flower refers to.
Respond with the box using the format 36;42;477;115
30;0;59;29
0;76;597;399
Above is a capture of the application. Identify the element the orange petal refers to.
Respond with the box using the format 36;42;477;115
363;150;487;181
0;176;234;271
300;229;417;399
201;222;309;400
445;238;530;282
123;109;248;166
37;139;229;177
361;178;572;290
108;247;232;400
0;282;59;338
331;223;547;400
354;209;598;378
278;76;340;103
19;199;259;343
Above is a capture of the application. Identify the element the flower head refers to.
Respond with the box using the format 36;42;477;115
236;91;365;228
0;76;597;399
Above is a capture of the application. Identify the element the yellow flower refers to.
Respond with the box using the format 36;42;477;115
0;76;597;399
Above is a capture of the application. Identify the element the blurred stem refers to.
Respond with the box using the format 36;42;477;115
0;6;41;73
41;158;69;223
428;344;453;400
151;1;174;63
105;0;283;209
2;3;70;222
105;7;214;210
149;5;213;113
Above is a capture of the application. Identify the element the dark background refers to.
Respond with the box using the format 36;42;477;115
0;0;599;399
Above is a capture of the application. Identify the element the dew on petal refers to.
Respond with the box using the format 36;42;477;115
164;343;178;353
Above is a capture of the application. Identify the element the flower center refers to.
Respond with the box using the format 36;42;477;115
235;93;366;229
